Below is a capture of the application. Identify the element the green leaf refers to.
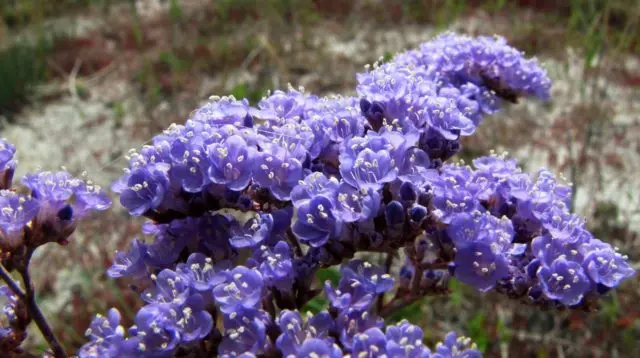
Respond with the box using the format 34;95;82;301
159;51;187;72
466;312;489;353
496;316;512;343
449;278;464;307
300;268;340;314
384;298;425;323
316;268;340;286
169;0;183;21
382;51;394;64
599;292;620;324
301;296;328;314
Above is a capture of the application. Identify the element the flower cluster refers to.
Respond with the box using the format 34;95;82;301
0;138;110;252
0;285;29;351
395;32;552;100
0;137;110;353
84;258;482;357
75;33;633;357
402;154;636;307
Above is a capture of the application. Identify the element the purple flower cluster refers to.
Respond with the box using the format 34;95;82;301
81;268;215;356
0;139;16;190
0;138;110;353
0;140;110;251
396;32;552;100
85;257;481;357
409;154;635;306
0;285;29;351
358;32;551;163
77;33;633;357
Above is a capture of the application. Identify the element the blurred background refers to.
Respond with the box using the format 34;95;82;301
1;0;639;356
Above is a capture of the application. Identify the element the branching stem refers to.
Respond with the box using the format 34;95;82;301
0;251;67;357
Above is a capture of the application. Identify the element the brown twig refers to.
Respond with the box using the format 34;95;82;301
0;252;67;357
379;293;422;318
0;263;25;301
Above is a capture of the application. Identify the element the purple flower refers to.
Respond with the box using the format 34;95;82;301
453;241;509;292
333;182;381;223
107;239;148;279
537;204;584;243
145;235;185;269
176;253;229;302
397;147;434;184
174;295;214;342
213;266;264;313
434;331;482;358
22;171;78;202
207;135;255;191
529;169;572;214
168;134;211;193
191;96;252;127
0;139;16;189
117;165;169;216
253;241;294;291
255;120;315;159
324;278;373;313
430;166;482;224
339;131;411;187
352;327;387;358
306;96;365;143
408;204;429;226
230;213;273;248
131;303;181;355
19;171;109;246
276;310;335;356
297;338;343;358
536;258;590;306
336;309;384;349
339;148;398;191
470;154;521;202
386;320;431;358
357;62;416;103
446;213;480;247
446;212;514;253
142;269;191;306
357;62;435;132
73;181;111;215
253;143;304;201
404;32;551;101
78;309;124;358
530;233;586;266
290;172;340;209
583;246;635;289
472;155;519;177
251;89;311;125
425;94;476;140
342;260;395;294
219;308;270;356
0;190;39;249
292;195;342;247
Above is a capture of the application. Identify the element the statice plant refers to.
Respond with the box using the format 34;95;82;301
0;32;634;357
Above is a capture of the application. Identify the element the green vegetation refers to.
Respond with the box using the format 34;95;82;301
0;35;52;119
